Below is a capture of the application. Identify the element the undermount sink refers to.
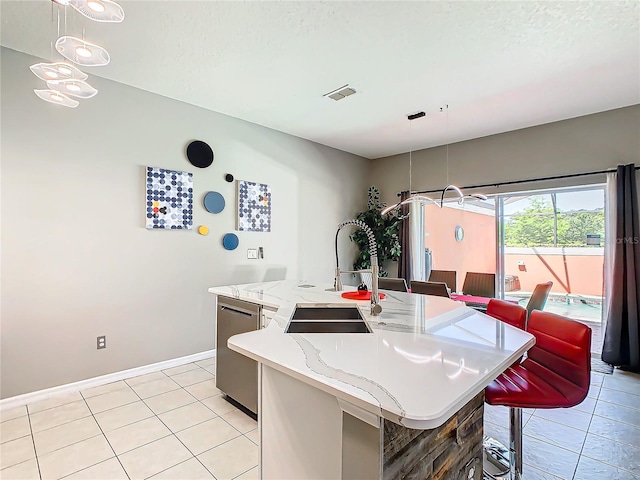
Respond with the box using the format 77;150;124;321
286;305;372;333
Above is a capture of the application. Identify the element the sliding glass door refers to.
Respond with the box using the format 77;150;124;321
496;186;605;353
417;184;606;353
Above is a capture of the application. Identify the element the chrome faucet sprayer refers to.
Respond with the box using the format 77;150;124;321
334;219;382;316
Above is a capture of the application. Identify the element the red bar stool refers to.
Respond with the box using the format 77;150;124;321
487;299;527;330
484;310;591;480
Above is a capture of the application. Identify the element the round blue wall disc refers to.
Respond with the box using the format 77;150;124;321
204;191;225;214
222;233;239;250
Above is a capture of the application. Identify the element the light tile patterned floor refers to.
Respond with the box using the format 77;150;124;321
485;368;640;479
1;357;638;479
0;357;259;480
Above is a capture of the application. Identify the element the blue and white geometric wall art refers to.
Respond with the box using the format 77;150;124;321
146;166;193;230
237;180;271;232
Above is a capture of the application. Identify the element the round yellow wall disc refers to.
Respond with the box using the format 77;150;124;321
198;225;209;235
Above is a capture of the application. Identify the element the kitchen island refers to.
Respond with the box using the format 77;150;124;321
208;281;534;480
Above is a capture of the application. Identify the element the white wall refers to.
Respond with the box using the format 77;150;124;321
370;105;640;206
0;47;369;398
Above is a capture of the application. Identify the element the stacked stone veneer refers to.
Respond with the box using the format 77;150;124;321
383;392;484;480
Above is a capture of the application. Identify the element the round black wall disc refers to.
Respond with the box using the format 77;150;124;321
225;174;234;183
186;140;214;168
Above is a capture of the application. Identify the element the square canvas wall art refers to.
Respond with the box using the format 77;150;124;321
237;180;272;232
146;166;193;230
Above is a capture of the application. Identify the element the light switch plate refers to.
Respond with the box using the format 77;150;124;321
247;248;258;259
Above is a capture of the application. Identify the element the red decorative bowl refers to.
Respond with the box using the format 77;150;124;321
341;291;386;300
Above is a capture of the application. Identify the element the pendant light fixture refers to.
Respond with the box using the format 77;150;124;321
52;0;124;22
55;36;110;67
30;62;88;81
34;89;80;108
46;78;98;98
382;112;439;215
31;0;123;107
382;105;486;215
69;0;124;23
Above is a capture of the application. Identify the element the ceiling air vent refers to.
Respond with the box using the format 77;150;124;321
324;84;356;101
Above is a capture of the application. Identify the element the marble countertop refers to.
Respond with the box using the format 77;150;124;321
208;281;534;429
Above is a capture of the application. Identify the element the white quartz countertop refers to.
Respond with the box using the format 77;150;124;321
208;281;535;429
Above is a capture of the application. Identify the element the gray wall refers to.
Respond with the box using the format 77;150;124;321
1;48;369;398
370;105;640;206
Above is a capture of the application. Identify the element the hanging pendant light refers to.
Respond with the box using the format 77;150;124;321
56;36;110;67
30;62;88;82
34;89;79;108
382;112;441;215
383;105;487;215
46;78;98;98
67;0;125;23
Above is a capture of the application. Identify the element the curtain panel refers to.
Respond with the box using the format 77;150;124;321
602;163;640;372
397;190;412;284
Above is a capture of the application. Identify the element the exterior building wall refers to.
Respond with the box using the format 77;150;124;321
424;205;604;297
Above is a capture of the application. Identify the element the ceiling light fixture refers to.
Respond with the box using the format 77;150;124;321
31;0;123;107
34;89;79;108
382;105;486;216
30;62;88;82
68;0;124;23
55;36;110;66
46;78;98;98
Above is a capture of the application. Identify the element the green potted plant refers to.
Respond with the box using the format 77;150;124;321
350;186;403;277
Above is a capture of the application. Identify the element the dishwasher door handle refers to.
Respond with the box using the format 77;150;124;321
219;305;257;317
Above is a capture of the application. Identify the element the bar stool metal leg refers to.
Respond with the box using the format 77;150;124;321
509;407;523;480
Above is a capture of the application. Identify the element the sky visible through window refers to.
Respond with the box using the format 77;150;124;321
503;188;604;217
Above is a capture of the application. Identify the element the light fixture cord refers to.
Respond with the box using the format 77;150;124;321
445;104;449;186
409;119;413;195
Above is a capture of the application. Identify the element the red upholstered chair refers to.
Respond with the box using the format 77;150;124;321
484;310;591;480
486;300;528;372
486;299;527;331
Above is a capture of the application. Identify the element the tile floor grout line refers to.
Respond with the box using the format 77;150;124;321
589;411;640;427
582;429;640;451
518;431;581;479
26;396;85;417
152;414;217;478
140;456;203;480
36;397;117;480
25;404;43;480
570;372;605;480
231;463;256;480
595;397;640;412
28;410;96;436
146;370;228;479
89;375;152;480
577;450;640;477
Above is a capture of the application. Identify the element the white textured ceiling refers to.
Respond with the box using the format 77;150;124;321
1;1;639;158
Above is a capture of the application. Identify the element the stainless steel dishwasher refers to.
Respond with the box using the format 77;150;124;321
216;296;261;415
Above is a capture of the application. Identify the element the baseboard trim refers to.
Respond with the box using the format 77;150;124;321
0;349;216;411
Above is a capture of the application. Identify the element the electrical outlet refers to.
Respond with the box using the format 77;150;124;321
97;336;106;349
247;248;258;259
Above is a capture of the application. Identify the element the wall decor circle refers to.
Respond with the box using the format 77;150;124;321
455;225;464;242
225;174;234;183
203;191;225;214
222;233;239;250
186;140;214;168
198;225;209;235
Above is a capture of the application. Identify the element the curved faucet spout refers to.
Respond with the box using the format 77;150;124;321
334;219;381;316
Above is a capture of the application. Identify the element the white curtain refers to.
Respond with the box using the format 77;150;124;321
602;172;617;324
